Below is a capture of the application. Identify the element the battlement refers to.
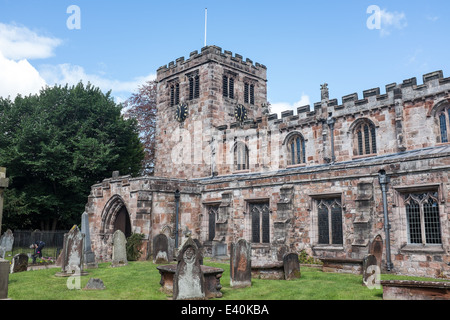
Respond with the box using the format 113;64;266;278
156;45;267;81
258;70;450;126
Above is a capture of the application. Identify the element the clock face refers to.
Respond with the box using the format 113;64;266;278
175;103;188;122
234;104;247;122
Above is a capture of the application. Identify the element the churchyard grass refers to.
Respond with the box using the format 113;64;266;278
7;259;448;300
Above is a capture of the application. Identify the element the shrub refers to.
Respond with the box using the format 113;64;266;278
126;233;145;261
298;250;322;265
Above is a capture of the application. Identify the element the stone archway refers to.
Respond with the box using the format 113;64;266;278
99;195;132;259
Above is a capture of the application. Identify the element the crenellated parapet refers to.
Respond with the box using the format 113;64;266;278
156;45;267;82
226;70;450;130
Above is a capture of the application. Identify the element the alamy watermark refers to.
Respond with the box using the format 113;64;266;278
363;265;382;290
67;5;81;30
66;266;82;290
366;5;381;30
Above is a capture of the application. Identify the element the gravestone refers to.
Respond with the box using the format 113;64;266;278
0;259;9;300
81;212;97;269
10;253;29;273
362;254;380;288
84;278;106;290
173;236;205;300
153;233;171;264
212;241;228;260
55;225;88;277
283;252;301;280
0;229;13;252
230;239;252;288
369;234;383;271
0;247;5;259
111;230;128;267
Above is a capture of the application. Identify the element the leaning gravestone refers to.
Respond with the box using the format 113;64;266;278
55;225;88;277
81;212;97;269
173;236;205;300
0;229;13;252
111;230;128;267
153;233;171;264
10;253;29;273
230;239;252;288
283;252;301;280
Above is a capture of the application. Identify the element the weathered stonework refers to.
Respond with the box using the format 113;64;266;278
86;46;450;279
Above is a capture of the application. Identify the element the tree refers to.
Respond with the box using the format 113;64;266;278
0;82;145;230
123;80;157;175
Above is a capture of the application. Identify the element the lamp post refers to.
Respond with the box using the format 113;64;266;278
174;190;180;249
378;170;393;271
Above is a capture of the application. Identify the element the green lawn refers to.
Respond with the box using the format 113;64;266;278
6;259;448;300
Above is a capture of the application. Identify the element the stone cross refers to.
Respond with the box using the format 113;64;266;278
230;239;252;288
111;229;128;267
173;236;205;300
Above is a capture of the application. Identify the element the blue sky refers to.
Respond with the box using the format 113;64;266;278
0;0;449;115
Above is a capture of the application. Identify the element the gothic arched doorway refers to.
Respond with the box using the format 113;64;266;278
114;205;132;238
101;195;132;238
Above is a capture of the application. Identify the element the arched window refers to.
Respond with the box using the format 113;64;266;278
404;191;442;244
353;119;377;156
286;134;306;165
234;142;249;171
438;109;450;143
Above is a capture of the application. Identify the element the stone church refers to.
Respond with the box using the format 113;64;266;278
86;45;450;278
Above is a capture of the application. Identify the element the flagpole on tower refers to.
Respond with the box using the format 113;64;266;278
204;8;207;47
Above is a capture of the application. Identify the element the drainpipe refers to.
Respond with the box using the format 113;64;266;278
378;170;393;271
174;189;180;249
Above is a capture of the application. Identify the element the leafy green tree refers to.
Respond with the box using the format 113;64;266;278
0;82;145;230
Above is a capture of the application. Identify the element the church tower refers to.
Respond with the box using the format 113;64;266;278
153;45;267;179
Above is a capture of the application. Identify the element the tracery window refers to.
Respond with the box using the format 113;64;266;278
438;109;450;143
404;192;442;244
250;202;270;244
353;119;377;156
317;198;343;245
286;134;306;165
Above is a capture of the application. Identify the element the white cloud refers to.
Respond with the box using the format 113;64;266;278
270;94;311;117
39;63;156;102
0;22;62;60
0;50;46;98
0;22;154;101
379;9;407;37
426;15;439;22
